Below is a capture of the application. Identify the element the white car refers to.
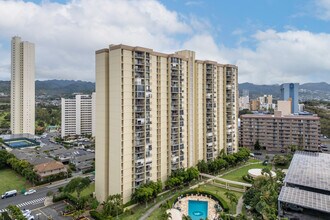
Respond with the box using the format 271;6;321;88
27;215;35;220
22;209;31;217
24;189;36;195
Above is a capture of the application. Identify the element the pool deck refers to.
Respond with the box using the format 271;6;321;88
173;195;219;220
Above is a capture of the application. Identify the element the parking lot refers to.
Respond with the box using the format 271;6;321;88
31;202;71;220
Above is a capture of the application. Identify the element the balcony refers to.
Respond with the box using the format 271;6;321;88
135;53;144;59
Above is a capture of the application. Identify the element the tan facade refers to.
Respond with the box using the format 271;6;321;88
11;36;35;135
277;100;292;116
250;100;260;111
240;114;321;152
95;44;239;203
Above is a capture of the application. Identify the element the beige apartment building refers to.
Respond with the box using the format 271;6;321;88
95;44;238;203
240;114;321;152
11;36;35;134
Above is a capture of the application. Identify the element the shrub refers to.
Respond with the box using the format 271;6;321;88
53;193;68;202
82;168;95;174
242;175;253;183
89;210;104;220
123;200;136;208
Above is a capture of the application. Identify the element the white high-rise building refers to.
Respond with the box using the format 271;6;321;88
61;93;95;138
11;36;35;135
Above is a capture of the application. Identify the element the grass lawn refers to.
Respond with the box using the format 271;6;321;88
197;184;243;214
221;163;271;183
248;158;261;163
0;169;31;194
71;182;95;198
147;184;243;218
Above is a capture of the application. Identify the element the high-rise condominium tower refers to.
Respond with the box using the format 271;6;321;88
95;44;238;203
61;93;96;138
280;83;299;113
11;36;35;135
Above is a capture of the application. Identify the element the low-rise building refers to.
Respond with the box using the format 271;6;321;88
34;161;67;181
278;151;330;218
240;114;321;151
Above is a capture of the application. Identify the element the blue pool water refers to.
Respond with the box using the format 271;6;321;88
188;200;208;220
5;140;33;148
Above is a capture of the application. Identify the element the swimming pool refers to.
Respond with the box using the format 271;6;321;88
188;200;208;220
4;139;37;148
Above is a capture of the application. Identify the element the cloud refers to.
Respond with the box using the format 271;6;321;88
0;0;329;85
226;29;330;84
315;0;330;20
0;0;192;81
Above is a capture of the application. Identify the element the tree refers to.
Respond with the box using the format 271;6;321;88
6;205;25;220
197;160;208;173
243;172;281;219
254;139;261;151
63;177;91;199
0;150;14;169
186;167;199;182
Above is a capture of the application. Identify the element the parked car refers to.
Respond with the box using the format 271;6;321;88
22;209;34;220
24;189;36;196
1;190;17;199
22;209;31;217
287;204;303;212
254;152;262;156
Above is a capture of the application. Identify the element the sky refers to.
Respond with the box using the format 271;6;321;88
0;0;330;84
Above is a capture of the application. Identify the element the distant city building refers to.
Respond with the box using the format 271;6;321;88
281;83;299;113
95;44;239;203
11;36;35;135
298;103;305;112
240;114;320;152
278;152;330;218
250;99;260;111
61;93;95;138
277;100;292;116
259;95;273;110
239;90;250;110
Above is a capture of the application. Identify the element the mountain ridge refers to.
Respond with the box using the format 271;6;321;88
0;80;329;100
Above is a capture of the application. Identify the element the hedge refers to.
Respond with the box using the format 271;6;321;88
242;175;253;183
52;193;79;204
123;199;136;208
53;193;68;202
171;189;229;212
89;210;104;220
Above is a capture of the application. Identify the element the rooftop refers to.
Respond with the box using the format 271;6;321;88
279;186;330;213
241;114;319;120
34;161;66;173
284;151;330;192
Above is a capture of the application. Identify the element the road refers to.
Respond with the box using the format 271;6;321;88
0;180;68;213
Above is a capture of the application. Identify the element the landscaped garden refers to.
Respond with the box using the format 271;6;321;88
221;163;271;183
0;168;31;194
